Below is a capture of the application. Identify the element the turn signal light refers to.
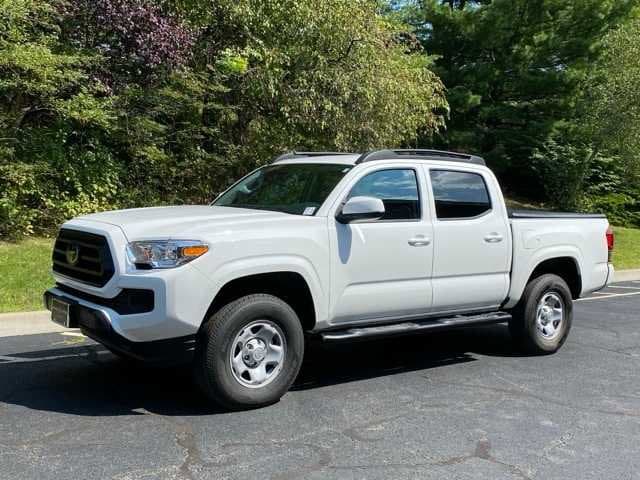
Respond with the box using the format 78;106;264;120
182;245;209;257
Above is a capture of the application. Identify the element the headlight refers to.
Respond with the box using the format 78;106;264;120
126;240;209;269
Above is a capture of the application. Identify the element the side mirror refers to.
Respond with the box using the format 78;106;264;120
336;196;385;224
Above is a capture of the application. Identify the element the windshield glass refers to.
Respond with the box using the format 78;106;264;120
213;163;353;215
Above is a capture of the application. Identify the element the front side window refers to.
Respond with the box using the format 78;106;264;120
214;163;352;215
430;169;491;219
348;169;420;221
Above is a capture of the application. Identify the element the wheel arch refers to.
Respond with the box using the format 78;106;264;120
204;271;318;332
506;250;583;309
528;257;582;299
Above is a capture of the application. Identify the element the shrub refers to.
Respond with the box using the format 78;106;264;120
531;135;591;211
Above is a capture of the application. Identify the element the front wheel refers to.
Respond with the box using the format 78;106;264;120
509;274;573;354
193;294;305;410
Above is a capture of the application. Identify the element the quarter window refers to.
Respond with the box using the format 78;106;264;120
348;169;420;221
430;170;491;219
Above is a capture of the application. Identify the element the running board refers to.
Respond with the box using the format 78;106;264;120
320;311;511;342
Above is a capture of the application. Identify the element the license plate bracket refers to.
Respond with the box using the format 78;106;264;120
50;297;72;328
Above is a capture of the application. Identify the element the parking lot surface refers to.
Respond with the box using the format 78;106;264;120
1;282;639;479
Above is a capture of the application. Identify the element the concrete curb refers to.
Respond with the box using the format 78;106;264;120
0;311;49;322
0;310;67;338
613;268;640;282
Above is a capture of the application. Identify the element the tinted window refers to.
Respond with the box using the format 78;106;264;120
430;170;491;219
348;169;420;221
214;163;352;215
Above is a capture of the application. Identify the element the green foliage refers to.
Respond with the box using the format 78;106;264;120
581;154;640;227
0;0;107;131
530;133;591;210
583;17;640;171
403;0;636;198
0;0;117;238
584;193;640;227
3;0;639;239
0;140;124;237
1;0;446;238
177;0;446;154
575;16;640;225
530;130;640;225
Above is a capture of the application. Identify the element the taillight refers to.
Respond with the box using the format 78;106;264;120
606;226;614;262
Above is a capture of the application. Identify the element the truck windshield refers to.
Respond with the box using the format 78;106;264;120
213;163;353;215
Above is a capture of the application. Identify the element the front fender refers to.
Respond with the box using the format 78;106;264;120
193;254;327;324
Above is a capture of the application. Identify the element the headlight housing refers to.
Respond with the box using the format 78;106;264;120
126;240;209;269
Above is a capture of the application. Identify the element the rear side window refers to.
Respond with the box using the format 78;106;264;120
348;169;420;221
430;170;491;219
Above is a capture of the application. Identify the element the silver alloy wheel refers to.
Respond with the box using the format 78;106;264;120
229;320;286;388
535;292;564;340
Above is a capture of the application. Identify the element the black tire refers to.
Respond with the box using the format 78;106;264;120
509;273;573;354
193;294;305;410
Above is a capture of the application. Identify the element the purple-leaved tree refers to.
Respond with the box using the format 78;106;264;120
61;0;196;84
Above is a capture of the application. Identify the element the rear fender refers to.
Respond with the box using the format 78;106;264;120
505;246;582;309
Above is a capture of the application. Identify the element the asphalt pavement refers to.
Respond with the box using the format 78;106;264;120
1;282;639;479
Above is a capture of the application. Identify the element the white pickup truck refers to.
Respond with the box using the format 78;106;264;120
44;149;614;409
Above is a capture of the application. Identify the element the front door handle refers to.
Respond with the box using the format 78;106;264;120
484;232;504;243
408;236;431;247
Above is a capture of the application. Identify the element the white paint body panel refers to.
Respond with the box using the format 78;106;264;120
52;156;613;342
423;165;512;311
326;162;434;325
504;217;611;308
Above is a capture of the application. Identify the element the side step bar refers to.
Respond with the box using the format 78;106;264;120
320;311;511;342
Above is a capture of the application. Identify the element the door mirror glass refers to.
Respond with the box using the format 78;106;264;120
336;196;385;224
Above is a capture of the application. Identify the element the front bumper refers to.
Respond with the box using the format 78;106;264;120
51;219;216;343
44;289;196;364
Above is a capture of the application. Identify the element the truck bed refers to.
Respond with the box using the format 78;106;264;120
505;211;611;309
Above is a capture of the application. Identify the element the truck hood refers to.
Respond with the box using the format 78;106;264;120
76;205;290;239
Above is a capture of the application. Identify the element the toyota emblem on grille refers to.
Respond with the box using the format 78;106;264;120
65;243;80;265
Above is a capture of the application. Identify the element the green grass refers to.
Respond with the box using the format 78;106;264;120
0;238;54;313
0;227;639;313
612;226;640;271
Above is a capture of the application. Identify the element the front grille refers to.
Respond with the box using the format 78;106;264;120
55;284;154;315
52;228;115;287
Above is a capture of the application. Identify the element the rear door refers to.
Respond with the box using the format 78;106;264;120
425;166;511;312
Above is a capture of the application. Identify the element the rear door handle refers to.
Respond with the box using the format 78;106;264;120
408;236;431;247
484;232;504;243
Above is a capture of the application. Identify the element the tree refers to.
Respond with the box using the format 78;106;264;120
114;0;449;203
584;18;640;165
1;0;448;237
0;0;115;236
61;0;196;85
402;0;636;198
174;0;447;155
578;16;640;225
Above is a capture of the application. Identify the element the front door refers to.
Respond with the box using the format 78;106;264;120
328;166;434;324
426;167;511;312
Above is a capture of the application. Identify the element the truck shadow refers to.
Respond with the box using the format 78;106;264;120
0;324;522;417
295;324;518;391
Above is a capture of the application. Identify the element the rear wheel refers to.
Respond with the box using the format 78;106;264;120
509;274;573;354
193;294;304;410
